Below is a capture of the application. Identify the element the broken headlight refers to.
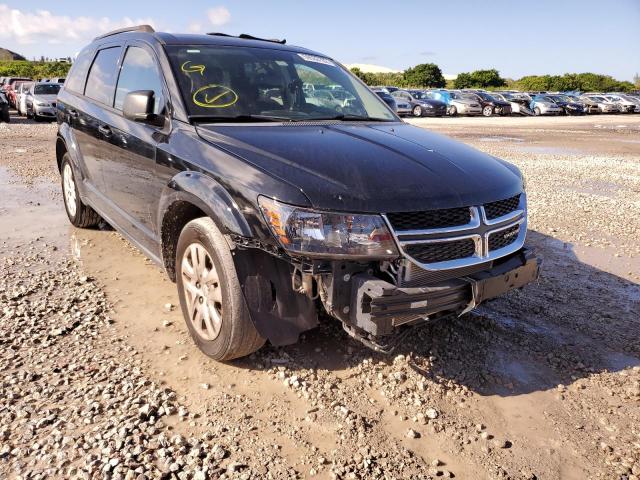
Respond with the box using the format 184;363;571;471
258;196;399;258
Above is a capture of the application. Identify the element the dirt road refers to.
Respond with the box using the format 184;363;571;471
1;113;639;479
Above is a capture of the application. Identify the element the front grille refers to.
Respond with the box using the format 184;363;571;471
399;260;492;287
405;239;476;264
484;194;520;220
387;207;471;231
488;224;520;251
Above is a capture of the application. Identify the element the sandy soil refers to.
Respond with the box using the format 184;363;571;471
1;113;639;479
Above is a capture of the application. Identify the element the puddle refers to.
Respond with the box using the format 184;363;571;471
605;352;640;371
0;166;68;247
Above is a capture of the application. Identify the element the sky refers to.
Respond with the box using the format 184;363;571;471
1;0;639;81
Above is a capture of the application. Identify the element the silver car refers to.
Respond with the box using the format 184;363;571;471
16;81;34;116
583;95;619;114
448;92;483;116
26;82;62;120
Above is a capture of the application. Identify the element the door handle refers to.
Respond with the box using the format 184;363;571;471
98;125;112;138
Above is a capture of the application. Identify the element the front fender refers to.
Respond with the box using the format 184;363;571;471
157;170;252;238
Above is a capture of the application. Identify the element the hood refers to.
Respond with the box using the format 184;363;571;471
452;98;478;106
196;122;522;212
33;94;57;102
417;99;447;108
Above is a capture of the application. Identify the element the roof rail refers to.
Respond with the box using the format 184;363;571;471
94;24;155;41
206;32;286;44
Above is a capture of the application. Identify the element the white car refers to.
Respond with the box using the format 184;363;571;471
584;95;619;114
604;94;636;113
26;82;62;121
16;81;34;116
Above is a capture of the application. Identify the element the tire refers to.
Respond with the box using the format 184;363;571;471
412;105;423;117
534;107;541;116
61;154;101;228
176;217;265;361
448;105;457;116
482;106;493;117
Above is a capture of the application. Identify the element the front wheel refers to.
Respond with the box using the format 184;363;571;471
482;106;493;117
412;105;423;117
448;105;458;116
61;155;101;228
176;217;265;361
534;107;541;116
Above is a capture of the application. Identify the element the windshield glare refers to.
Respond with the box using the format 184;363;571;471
34;84;61;95
166;46;397;122
410;91;430;100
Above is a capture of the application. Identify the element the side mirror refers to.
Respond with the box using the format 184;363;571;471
123;90;165;127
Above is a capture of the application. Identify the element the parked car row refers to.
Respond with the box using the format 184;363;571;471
0;76;63;122
372;86;640;117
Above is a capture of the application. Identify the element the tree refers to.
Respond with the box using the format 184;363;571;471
452;72;473;89
349;67;376;86
634;73;640;89
403;63;445;88
453;69;506;89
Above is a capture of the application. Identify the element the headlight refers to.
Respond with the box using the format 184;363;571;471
258;196;399;258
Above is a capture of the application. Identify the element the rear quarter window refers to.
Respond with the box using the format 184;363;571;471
84;46;123;106
65;48;95;94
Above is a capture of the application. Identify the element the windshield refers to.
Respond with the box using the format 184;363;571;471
34;84;61;95
477;92;497;101
410;91;430;100
166;45;397;122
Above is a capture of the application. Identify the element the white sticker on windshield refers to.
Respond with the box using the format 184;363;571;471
298;53;335;66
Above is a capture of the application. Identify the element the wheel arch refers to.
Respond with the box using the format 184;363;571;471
158;171;252;281
55;135;68;172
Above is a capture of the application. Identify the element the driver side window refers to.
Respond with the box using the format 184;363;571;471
114;46;165;114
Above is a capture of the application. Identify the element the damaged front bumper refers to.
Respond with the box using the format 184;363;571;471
231;232;540;351
329;248;540;340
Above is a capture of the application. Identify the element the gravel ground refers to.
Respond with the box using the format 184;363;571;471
1;112;639;479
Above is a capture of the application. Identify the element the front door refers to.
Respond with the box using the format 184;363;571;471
100;43;170;246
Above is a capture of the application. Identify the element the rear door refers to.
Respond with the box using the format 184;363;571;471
64;45;123;195
100;41;170;247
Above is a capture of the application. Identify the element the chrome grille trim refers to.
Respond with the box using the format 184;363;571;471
383;193;527;271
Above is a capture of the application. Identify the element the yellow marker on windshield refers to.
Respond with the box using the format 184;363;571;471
192;85;238;108
181;61;205;76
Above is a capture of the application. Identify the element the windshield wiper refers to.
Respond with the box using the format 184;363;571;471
307;114;394;122
189;114;295;123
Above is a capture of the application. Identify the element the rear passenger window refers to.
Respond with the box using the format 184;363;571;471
114;46;165;114
65;48;94;94
85;47;122;106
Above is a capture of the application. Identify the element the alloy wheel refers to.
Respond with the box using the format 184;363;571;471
181;243;223;341
63;163;77;217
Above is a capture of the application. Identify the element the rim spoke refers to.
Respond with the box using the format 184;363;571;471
201;303;217;337
181;242;223;342
182;257;195;280
203;266;218;285
211;286;222;304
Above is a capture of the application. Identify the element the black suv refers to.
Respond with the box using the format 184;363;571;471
56;26;540;360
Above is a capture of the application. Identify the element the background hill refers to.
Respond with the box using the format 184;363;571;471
0;48;26;61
